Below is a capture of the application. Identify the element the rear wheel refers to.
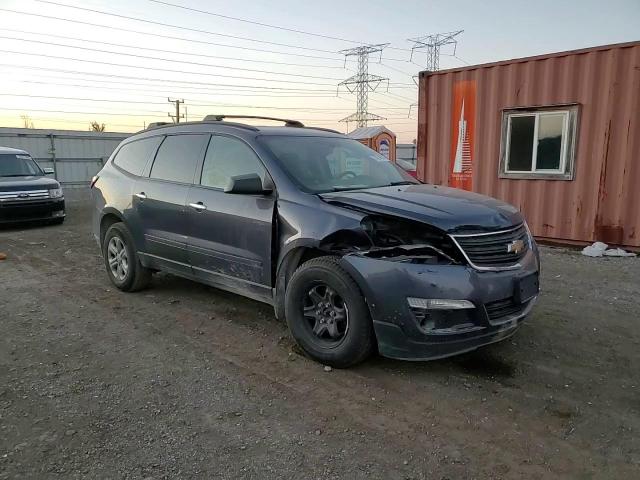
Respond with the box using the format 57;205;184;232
285;256;375;368
103;222;151;292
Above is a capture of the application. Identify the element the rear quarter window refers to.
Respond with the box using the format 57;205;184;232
150;134;209;184
112;137;162;176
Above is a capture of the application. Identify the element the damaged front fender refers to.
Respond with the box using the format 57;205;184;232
355;243;459;265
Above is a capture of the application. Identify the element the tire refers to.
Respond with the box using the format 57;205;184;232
102;222;151;292
50;217;65;225
285;256;375;368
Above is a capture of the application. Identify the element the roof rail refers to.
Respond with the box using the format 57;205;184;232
304;127;342;134
203;115;304;128
146;122;172;129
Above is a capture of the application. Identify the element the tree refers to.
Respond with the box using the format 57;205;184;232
21;115;35;129
90;121;106;132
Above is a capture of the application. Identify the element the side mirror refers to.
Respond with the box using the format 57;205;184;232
43;167;55;175
224;173;272;195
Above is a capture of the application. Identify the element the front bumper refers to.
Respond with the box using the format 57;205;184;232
340;250;540;361
0;198;66;224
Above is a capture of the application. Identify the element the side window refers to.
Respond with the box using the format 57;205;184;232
200;136;266;189
150;134;209;183
112;137;162;176
500;106;578;180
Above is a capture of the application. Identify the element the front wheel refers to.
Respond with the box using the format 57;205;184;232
103;222;151;292
285;256;375;368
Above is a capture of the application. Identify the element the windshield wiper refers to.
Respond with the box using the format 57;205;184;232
388;181;417;186
328;186;366;192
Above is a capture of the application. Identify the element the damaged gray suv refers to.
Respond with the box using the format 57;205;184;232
91;115;540;367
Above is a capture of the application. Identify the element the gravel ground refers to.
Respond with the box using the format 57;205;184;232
1;203;638;479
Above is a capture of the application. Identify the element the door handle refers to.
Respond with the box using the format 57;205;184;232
134;192;147;200
189;202;207;212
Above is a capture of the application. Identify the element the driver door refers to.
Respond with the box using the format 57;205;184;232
186;134;274;301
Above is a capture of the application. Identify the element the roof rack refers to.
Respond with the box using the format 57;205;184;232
203;115;304;128
305;127;342;134
146;122;172;129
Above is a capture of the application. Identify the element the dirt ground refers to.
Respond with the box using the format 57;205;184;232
1;202;638;479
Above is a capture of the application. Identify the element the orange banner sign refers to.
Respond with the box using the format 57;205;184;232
449;80;476;190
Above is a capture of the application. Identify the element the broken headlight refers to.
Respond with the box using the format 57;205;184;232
359;216;463;265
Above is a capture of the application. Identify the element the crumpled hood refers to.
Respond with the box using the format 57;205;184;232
319;184;523;233
0;175;60;191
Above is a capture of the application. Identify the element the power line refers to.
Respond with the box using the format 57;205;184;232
453;54;472;65
0;93;169;106
34;1;343;55
0;9;350;62
0;107;167;117
3;50;339;86
2;109;417;134
0;115;146;130
383;91;418;103
379;62;418;78
368;95;408;109
0;104;414;124
1;64;416;98
0;93;409;113
0;35;344;80
0;28;348;70
147;0;363;44
0;77;344;98
0;63;343;92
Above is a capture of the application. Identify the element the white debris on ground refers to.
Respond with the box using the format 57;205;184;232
604;248;637;257
581;242;637;258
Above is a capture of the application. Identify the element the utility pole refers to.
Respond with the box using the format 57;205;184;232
337;44;390;131
407;30;463;71
168;98;185;123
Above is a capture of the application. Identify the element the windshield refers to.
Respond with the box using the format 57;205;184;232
0;153;43;177
259;136;419;193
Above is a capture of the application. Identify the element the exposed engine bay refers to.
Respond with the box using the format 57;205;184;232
319;214;463;265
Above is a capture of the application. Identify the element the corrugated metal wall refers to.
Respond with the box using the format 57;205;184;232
0;128;129;188
417;41;640;249
396;143;417;169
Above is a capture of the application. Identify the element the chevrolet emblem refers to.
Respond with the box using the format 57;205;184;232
507;239;525;254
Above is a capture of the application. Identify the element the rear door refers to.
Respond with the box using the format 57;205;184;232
134;133;209;274
186;134;274;300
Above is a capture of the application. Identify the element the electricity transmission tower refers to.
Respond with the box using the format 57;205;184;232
407;30;463;71
168;98;185;123
337;44;390;130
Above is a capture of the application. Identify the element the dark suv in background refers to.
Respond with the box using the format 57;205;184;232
0;146;65;225
91;116;539;367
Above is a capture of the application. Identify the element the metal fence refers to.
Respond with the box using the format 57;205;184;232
0;127;130;188
396;143;417;170
1;127;419;188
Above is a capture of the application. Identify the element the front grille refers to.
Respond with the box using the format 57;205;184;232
0;189;50;201
0;200;54;207
451;224;530;269
484;297;528;324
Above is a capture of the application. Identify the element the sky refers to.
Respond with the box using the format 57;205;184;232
0;0;638;142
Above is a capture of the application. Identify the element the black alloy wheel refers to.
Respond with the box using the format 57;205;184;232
303;283;349;346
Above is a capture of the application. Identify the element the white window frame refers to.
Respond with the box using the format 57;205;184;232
499;105;578;180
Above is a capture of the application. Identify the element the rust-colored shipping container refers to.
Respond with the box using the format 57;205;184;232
417;41;640;249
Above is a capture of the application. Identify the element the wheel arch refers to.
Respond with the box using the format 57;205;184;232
274;244;327;320
99;209;125;249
